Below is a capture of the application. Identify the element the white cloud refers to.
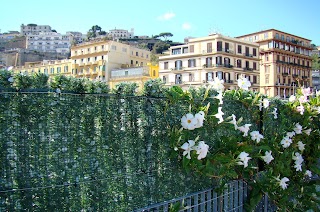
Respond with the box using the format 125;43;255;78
182;23;192;30
157;12;176;21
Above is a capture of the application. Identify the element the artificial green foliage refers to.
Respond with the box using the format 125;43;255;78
0;70;319;211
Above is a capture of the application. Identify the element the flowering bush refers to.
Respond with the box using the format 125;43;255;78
169;76;320;211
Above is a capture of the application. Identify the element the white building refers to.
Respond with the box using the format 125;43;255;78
108;28;134;40
26;32;71;53
20;24;52;36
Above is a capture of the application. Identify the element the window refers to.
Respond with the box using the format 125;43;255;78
189;45;194;53
264;33;268;39
225;42;229;52
281;35;284;41
87;58;90;62
188;59;196;67
153;70;156;76
164;62;168;69
206;72;214;81
172;48;181;55
216;71;223;80
253;76;257;84
94;56;97;61
206;57;212;67
182;47;188;53
64;66;68;72
175;60;182;70
238;45;242;54
253;62;257;70
162;76;167;83
237;59;242;68
216;56;222;65
245;61;249;68
175;74;182;84
101;45;104;49
189;73;194;82
102;56;104;60
245;47;249;56
275;33;279;39
216;41;222;51
112;45;117;50
131;60;133;65
253;48;257;56
207;43;212;53
224;57;230;65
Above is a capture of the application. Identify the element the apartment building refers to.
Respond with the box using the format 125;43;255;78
159;33;260;91
311;46;320;91
12;59;73;77
26;32;71;53
70;39;152;83
20;24;52;36
108;28;134;40
236;29;313;98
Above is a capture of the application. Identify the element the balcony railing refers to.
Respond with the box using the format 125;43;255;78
225;80;234;84
282;73;289;76
243;53;254;57
292;74;299;77
243;67;253;71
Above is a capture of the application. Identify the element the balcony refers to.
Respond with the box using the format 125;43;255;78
292;74;299;78
216;48;234;54
243;67;253;71
282;72;289;76
225;80;234;84
302;76;308;79
243;53;253;57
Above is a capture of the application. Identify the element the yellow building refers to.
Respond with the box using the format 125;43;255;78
159;33;260;92
12;39;157;90
12;59;72;77
236;29;313;98
109;63;159;90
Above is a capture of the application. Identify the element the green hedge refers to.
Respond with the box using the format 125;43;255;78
0;70;319;211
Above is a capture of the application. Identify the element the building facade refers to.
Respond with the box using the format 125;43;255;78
311;46;320;91
20;24;52;36
108;28;134;40
26;32;71;53
236;29;313;98
159;34;260;91
12;59;73;77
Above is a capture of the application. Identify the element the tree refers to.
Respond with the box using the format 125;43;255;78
87;25;104;40
152;41;170;54
51;29;57;33
311;53;320;70
153;32;173;41
150;53;159;65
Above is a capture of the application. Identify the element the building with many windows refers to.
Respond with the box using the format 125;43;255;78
20;24;52;36
26;32;71;53
70;39;152;83
159;33;260;91
108;28;134;40
236;29;313;98
311;46;320;91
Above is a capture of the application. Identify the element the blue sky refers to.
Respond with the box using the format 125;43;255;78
1;0;319;45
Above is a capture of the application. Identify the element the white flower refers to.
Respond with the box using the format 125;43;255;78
181;140;196;159
286;131;295;138
209;77;225;92
227;114;238;130
303;128;311;135
237;152;251;168
289;95;296;102
250;131;264;143
237;76;251;90
313;106;320;114
294;123;302;134
296;105;304;115
297;141;305;151
281;136;292;148
214;107;224;124
302;87;311;96
237;124;252;137
292;152;304;164
181;113;197;130
174;147;178;151
271;108;278;119
8;77;14;83
214;91;223;105
195;141;209;160
299;95;308;104
305;170;312;177
263;98;270;109
261;151;274;164
277;177;289;190
194;111;205;128
294;163;302;171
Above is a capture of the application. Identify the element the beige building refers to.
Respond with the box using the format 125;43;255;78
236;29;313;98
70;39;151;83
159;33;260;91
20;24;52;36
